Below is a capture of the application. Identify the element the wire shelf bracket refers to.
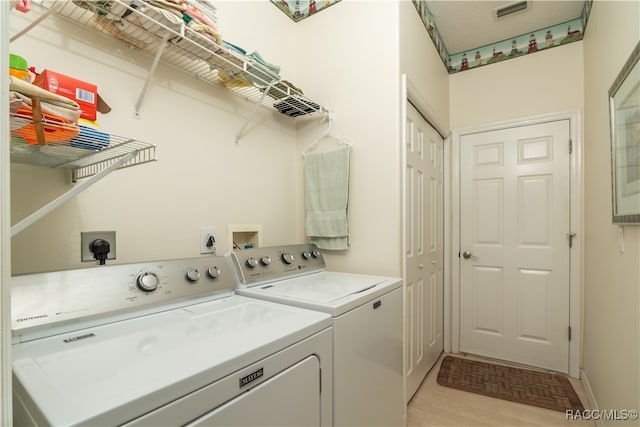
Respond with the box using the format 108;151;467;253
235;80;275;144
11;149;137;237
134;31;170;118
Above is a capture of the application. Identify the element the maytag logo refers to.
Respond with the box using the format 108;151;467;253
239;367;264;388
63;333;96;343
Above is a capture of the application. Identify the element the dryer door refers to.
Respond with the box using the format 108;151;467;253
188;355;321;426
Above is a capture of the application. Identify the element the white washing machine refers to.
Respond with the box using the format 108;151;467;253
230;244;405;427
11;256;332;426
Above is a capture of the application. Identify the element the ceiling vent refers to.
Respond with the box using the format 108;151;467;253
494;1;530;19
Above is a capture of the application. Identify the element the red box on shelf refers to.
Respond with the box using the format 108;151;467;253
34;70;98;121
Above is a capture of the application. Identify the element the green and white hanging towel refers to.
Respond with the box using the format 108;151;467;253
304;146;350;250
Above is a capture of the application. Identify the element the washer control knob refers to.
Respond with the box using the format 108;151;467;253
207;266;221;279
260;256;272;266
186;268;200;282
136;272;160;292
302;251;312;260
281;252;295;264
312;249;321;258
246;257;258;268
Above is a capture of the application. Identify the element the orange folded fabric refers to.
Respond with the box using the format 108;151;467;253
13;108;79;145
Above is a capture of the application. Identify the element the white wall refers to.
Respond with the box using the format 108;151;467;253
10;1;412;278
294;0;402;277
291;0;450;278
582;0;639;417
1;3;12;423
449;1;639;415
9;1;303;274
399;0;449;132
449;41;584;129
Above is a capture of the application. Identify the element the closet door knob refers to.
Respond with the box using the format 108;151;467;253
462;251;478;260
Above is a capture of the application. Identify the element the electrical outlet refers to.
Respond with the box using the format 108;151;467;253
81;231;116;262
200;227;216;254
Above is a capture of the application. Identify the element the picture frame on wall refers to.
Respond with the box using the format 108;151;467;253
609;41;640;224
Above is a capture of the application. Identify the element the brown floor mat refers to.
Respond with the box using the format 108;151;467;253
437;355;585;413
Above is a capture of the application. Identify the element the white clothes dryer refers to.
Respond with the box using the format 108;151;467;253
230;244;405;427
11;256;332;426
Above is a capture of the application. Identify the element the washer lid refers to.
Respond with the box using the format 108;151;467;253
238;272;402;316
12;295;331;426
259;273;386;303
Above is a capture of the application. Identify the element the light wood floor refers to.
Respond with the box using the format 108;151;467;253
407;353;595;427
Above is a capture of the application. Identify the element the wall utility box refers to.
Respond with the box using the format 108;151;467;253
228;224;262;251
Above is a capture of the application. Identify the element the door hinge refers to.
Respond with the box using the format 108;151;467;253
568;326;572;341
569;139;573;154
567;232;576;248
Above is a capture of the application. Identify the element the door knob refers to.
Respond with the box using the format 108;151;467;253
462;251;478;260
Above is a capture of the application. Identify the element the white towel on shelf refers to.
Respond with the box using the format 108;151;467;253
304;146;350;250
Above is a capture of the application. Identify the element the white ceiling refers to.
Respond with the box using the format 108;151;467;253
425;1;586;54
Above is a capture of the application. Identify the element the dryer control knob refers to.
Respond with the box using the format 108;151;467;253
281;252;295;264
207;267;221;279
246;257;258;268
302;251;312;260
312;249;321;258
186;268;200;282
136;272;160;292
260;256;272;266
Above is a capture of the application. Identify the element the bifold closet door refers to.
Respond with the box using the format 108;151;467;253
404;101;444;402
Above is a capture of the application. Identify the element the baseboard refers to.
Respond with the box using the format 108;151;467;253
580;369;604;427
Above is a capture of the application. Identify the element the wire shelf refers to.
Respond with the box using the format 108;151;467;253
34;0;328;118
10;111;157;181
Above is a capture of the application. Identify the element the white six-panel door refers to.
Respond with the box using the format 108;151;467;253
459;120;571;373
405;102;444;402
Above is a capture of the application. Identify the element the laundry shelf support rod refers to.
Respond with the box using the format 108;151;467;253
235;80;276;144
11;150;138;237
9;1;61;42
134;31;170;118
